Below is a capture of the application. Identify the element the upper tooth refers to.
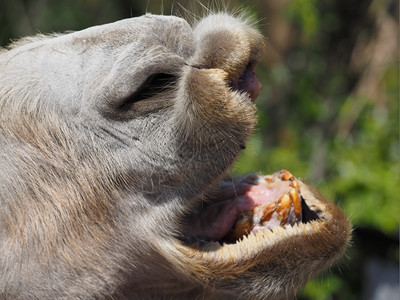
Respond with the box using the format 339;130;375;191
280;169;294;181
289;188;302;221
289;179;299;191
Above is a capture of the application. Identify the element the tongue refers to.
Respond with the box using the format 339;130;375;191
185;179;293;242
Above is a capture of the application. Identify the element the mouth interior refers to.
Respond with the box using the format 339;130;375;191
181;170;320;245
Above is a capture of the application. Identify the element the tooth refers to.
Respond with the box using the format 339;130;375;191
277;194;291;211
289;179;299;191
253;205;264;221
263;176;273;183
230;211;253;241
280;169;294;181
276;193;292;225
259;202;277;223
289;188;302;221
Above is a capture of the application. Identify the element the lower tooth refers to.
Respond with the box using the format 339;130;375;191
276;194;291;225
230;211;254;241
277;194;291;210
259;202;276;223
289;189;302;220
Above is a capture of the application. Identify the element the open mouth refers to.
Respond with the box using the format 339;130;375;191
180;170;321;246
161;16;349;296
181;170;320;244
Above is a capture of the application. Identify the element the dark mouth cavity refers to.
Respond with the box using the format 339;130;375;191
181;170;320;245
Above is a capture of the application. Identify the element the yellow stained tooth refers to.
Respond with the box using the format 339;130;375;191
289;179;299;191
289;189;302;218
277;194;291;211
263;176;273;183
280;169;294;181
228;211;253;242
260;202;276;223
276;194;291;225
229;174;305;242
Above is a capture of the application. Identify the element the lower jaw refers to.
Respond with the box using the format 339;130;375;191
174;172;350;283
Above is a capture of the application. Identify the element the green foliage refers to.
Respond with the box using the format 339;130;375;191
287;0;319;37
300;276;345;300
325;96;399;233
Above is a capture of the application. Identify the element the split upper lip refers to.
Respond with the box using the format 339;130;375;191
186;62;263;102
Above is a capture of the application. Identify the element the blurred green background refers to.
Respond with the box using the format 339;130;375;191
1;0;398;299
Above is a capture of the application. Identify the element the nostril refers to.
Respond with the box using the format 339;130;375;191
188;62;262;102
